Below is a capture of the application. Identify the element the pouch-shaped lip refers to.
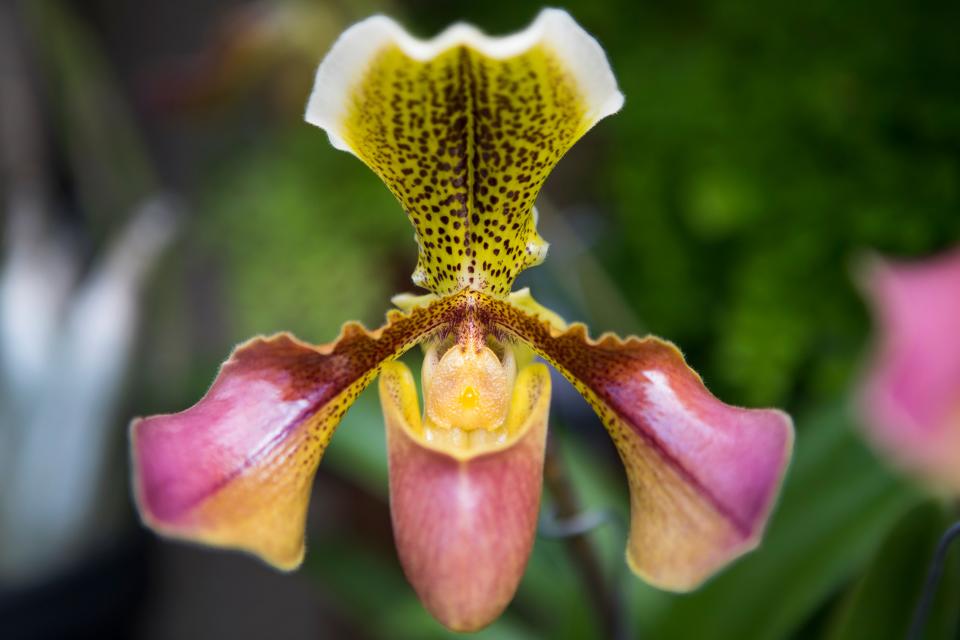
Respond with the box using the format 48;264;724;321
380;360;551;631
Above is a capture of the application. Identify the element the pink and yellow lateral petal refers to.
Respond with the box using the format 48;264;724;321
131;297;459;569
479;292;793;591
305;9;623;296
379;360;551;631
857;247;960;492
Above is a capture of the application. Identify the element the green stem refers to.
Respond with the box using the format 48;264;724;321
542;434;628;640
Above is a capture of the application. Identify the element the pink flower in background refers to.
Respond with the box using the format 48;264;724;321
858;246;960;492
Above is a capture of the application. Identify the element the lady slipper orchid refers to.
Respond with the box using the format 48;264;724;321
131;9;794;632
857;246;960;493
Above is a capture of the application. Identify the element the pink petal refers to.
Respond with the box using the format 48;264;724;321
132;297;457;568
484;294;794;590
132;334;330;568
858;247;960;490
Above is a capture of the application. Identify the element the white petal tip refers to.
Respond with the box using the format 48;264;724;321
304;9;623;149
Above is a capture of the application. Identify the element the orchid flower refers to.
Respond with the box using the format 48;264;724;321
857;246;960;493
131;10;794;631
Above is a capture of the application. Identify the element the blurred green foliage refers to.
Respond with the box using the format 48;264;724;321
826;500;960;640
201;130;411;342
593;0;960;409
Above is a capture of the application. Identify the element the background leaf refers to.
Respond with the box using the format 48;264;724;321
825;500;960;640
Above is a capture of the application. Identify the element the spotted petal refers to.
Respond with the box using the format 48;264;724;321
305;9;623;296
131;297;458;569
475;292;794;591
857;247;960;491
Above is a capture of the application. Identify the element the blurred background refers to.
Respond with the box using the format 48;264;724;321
1;0;959;638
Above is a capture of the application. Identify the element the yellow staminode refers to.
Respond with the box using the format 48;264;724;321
306;9;623;297
423;342;514;433
379;353;551;460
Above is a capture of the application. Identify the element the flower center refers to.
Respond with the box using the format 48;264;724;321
420;339;517;450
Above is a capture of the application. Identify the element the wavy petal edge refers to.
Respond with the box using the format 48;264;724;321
305;8;623;153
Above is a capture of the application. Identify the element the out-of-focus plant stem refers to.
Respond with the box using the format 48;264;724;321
542;435;629;640
907;518;960;640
